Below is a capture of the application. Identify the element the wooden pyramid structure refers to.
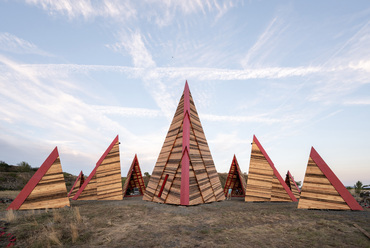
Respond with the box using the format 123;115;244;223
68;171;85;198
143;81;225;205
298;147;362;210
122;154;146;197
7;147;70;210
285;171;301;199
245;135;297;202
224;155;247;197
72;135;123;200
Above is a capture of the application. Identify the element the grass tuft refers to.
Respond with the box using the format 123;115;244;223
73;207;82;223
5;209;17;222
70;223;79;243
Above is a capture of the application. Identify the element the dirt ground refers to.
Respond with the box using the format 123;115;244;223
1;195;370;247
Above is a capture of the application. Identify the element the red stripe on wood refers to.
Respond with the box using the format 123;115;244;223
234;155;247;195
288;170;301;193
68;171;83;197
310;147;363;211
180;81;190;206
158;174;169;197
7;147;59;210
72;135;119;200
253;135;298;202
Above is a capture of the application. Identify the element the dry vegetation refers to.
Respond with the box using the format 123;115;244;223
0;197;369;247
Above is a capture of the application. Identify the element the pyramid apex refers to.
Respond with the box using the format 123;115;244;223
184;80;190;94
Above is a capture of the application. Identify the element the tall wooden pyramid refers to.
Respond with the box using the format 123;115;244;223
68;171;85;198
298;147;362;210
285;171;301;200
245;135;297;202
7;147;70;210
224;155;247;197
72;135;123;200
122;154;146;197
143;81;225;205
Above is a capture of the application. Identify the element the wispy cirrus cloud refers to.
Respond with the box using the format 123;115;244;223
25;0;137;21
92;105;161;118
241;16;289;68
24;0;235;25
0;32;51;56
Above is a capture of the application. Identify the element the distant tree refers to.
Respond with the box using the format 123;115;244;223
0;160;10;171
144;172;150;177
354;181;363;194
295;181;302;187
17;161;32;172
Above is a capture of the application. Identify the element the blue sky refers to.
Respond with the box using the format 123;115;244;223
0;1;369;186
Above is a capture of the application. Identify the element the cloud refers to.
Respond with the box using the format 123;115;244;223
202;114;281;124
343;99;370;105
92;105;161;118
24;0;137;21
241;16;288;68
24;0;235;26
106;31;155;68
0;32;51;56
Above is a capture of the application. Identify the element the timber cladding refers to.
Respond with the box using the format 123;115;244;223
122;155;146;197
68;171;84;198
224;155;247;197
7;147;70;210
285;171;300;200
298;147;363;210
73;136;123;201
143;82;225;205
245;136;297;202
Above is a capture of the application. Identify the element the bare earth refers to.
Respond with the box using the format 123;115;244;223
0;194;369;247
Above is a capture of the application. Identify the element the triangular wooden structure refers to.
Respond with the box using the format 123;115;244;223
122;154;146;197
68;171;85;198
245;135;297;202
298;147;363;210
72;135;123;200
143;81;225;205
7;147;70;210
224;155;247;197
285;171;301;199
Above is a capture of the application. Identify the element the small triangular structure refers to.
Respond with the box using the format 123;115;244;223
7;147;70;210
143;81;225;205
245;135;297;202
72;135;123;200
122;154;146;197
68;171;85;198
224;155;247;197
285;171;301;199
298;147;362;210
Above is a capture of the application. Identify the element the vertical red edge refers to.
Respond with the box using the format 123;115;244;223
224;155;236;196
68;171;82;197
123;155;136;196
288;170;301;193
310;147;363;211
234;155;247;195
253;135;298;202
72;135;119;200
7;147;59;210
180;81;190;206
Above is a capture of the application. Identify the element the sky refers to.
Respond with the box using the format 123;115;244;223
0;0;369;186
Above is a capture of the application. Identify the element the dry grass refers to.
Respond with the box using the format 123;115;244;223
1;198;369;247
70;223;78;243
5;209;16;222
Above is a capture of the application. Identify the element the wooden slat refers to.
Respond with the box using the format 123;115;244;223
245;142;273;202
143;83;225;205
20;158;70;210
224;156;247;196
96;141;122;200
298;157;350;210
